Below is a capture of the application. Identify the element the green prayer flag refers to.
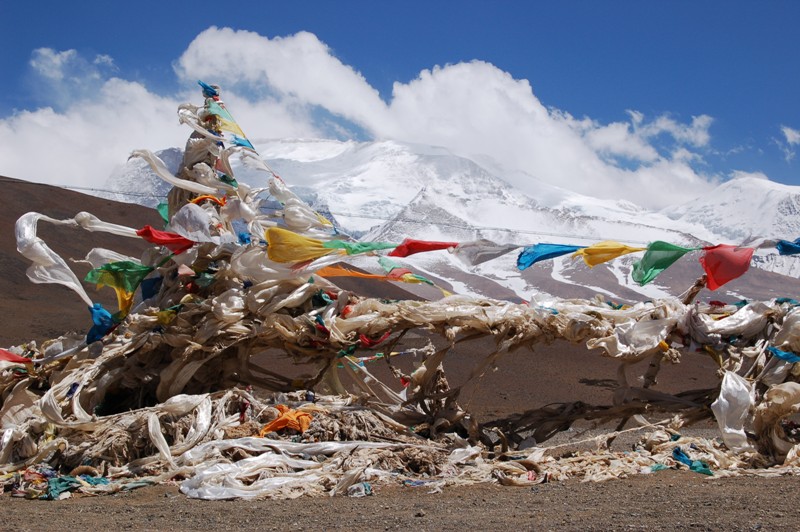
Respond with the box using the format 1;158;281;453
632;241;696;285
378;256;404;273
156;202;170;227
85;261;155;293
322;240;398;255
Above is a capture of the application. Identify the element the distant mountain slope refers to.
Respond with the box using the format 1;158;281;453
0;176;163;345
94;138;800;304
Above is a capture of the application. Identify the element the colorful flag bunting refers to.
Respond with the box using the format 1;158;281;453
632;241;697;286
699;244;755;290
517;243;585;270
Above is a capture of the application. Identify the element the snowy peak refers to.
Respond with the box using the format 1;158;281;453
99;138;800;303
102;147;182;207
661;176;800;243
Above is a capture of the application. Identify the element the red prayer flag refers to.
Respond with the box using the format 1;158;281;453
136;225;194;254
0;349;31;364
388;238;458;257
699;245;755;290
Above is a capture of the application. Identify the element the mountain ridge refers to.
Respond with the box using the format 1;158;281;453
100;138;800;303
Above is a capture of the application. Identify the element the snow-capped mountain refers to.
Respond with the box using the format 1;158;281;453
102;138;800;303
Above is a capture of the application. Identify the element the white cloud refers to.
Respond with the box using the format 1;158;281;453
2;28;726;210
780;125;800;161
730;170;769;181
637;114;713;147
782;125;800;145
0;43;321;188
29;48;77;80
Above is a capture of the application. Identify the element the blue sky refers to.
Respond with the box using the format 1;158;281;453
2;1;799;208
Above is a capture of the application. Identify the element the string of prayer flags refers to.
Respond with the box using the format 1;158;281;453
700;244;755;290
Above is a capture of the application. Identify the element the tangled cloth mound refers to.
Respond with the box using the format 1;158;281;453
5;82;800;500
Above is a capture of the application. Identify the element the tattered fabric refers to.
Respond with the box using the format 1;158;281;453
451;239;520;266
85;261;155;316
136;226;195;254
517;243;585;270
572;241;646;268
388;238;458;257
777;238;800;256
265;227;337;263
322;240;398;255
632;241;697;286
699;245;755;290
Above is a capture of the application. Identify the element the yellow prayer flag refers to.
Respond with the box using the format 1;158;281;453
265;227;337;263
572;240;646;268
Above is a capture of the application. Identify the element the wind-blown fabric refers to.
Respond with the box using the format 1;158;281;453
87;303;117;344
85;261;155;316
378;256;434;285
700;244;755;290
137;226;195;254
315;265;390;280
517;243;585;270
777;238;800;256
0;349;31;365
205;100;253;149
767;346;800;363
322;240;398;255
572;241;646;268
266;227;338;263
450;240;520;266
388;238;458;257
632;241;697;286
15;212;94;307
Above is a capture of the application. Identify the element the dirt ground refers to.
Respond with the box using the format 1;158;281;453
3;471;800;531
2;340;800;530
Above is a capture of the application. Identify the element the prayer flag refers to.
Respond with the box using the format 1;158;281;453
572;241;646;268
388;238;458;257
137;226;194;254
699;244;755;290
517;243;585;270
632;241;697;285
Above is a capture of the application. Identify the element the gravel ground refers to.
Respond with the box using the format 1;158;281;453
3;470;800;531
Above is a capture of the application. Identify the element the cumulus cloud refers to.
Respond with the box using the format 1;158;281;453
2;28;727;209
0;44;321;188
